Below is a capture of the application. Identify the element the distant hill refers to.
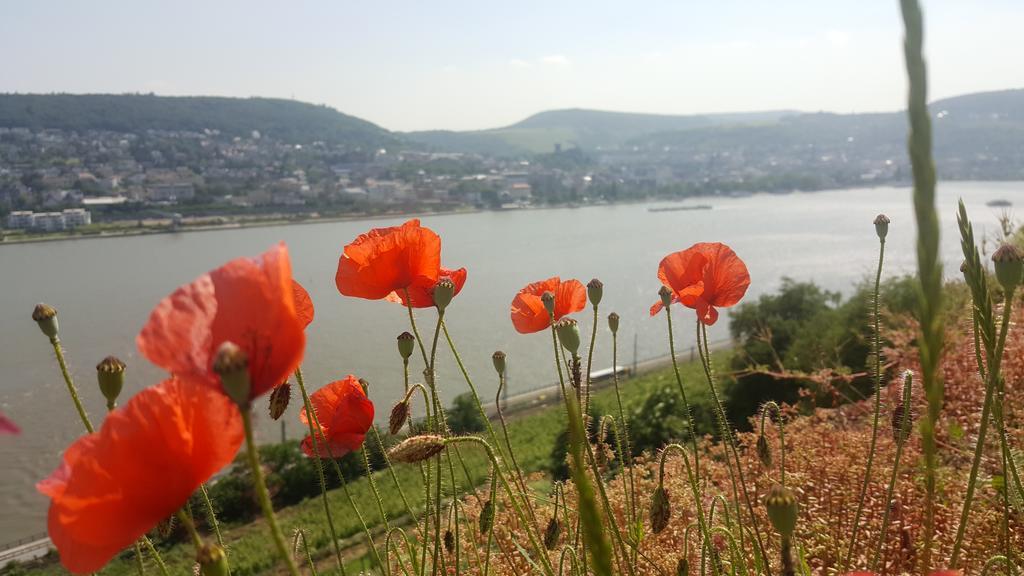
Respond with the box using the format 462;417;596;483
406;108;796;155
0;94;395;147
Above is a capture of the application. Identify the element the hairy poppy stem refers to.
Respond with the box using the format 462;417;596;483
174;508;203;553
197;484;229;575
870;371;914;571
141;533;170;576
662;306;702;479
239;408;301;576
758;402;787;487
49;336;94;433
133;542;145;576
659;444;718;576
370;425;419;528
698;323;770;575
609;319;640;537
492;357;543;535
843;232;887;571
294;367;348;576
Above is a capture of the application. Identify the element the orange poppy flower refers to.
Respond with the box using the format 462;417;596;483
137;243;305;400
293;280;315;328
37;378;243;574
300;375;375;458
335;219;442;300
649;242;750;326
510;277;587;334
385;266;468;308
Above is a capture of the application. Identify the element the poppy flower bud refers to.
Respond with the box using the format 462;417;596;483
756;434;772;468
268;382;291;420
992;244;1024;294
543;517;561;550
433;278;456;312
197;543;230;576
96;356;126;410
32;303;59;339
658;286;674;309
212;341;251;407
389;434;446;463
479;499;494;533
650;485;671;534
607;312;620;334
443;529;455;554
389;400;410;435
492;350;506;376
555;318;581;354
541;291;556;315
676;557;689;576
764;484;798;539
397;332;416;360
587;278;603;307
873;213;890;240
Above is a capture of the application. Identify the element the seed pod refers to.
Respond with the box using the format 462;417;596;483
658;285;674;308
992;244;1024;294
388;435;446;463
873;213;890;240
555;318;581;354
96;355;127;410
443;529;455;554
492;350;506;376
676;556;689;576
32;303;59;339
268;382;291;420
764;484;798;539
397;332;416;360
587;278;603;307
433;278;456;312
607;312;620;334
479;500;494;533
650;486;671;534
543;517;561;550
756;434;772;468
197;543;229;576
389;400;411;435
541;291;556;315
212;341;250;406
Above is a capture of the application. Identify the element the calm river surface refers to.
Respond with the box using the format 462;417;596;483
1;181;1021;542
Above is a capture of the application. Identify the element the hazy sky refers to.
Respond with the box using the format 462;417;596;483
3;1;1023;132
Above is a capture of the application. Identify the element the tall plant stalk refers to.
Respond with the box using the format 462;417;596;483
899;0;944;570
870;371;914;571
844;229;887;570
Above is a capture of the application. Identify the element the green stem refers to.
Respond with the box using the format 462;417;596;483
295;367;347;576
50;336;93;433
870;371;914;571
759;402;787;487
371;425;418;527
494;370;542;532
663;306;701;478
698;323;770;575
293;530;319;576
198;484;229;575
141;535;170;576
133;542;146;576
240;408;301;576
582;305;599;418
610;327;639;534
660;444;718;576
360;439;391;531
844;237;886;571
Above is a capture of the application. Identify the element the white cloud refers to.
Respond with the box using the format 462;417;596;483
508;59;531;69
539;54;570;66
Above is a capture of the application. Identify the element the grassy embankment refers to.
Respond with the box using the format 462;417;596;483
5;353;730;576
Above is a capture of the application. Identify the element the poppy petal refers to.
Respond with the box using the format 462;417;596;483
0;411;18;435
38;378;242;574
299;376;374;459
137;243;305;399
510;277;584;334
386;266;467;308
335;219;442;300
293;280;315;329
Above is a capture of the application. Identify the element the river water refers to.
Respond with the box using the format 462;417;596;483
1;181;1021;543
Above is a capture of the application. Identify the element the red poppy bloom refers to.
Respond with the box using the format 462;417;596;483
300;375;375;458
335;219;442;301
293;280;315;328
37;378;243;574
385;266;468;308
137;243;306;400
0;410;18;435
649;242;750;326
510;277;587;334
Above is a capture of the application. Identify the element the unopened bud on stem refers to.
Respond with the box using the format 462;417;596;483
389;434;446;463
541;291;556;315
658;286;674;309
212;341;251;407
764;484;798;539
32;303;59;339
197;543;230;576
96;356;126;410
608;312;620;334
268;382;291;420
389;399;411;435
650;485;671;534
756;434;772;468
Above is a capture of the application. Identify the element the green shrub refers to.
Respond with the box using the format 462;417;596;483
447;392;486;434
